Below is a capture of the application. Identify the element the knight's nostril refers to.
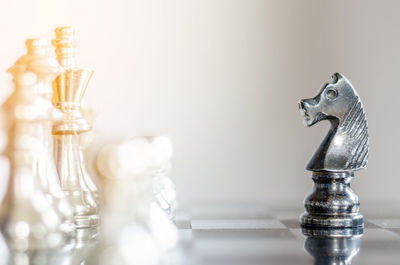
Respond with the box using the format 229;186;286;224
299;101;305;110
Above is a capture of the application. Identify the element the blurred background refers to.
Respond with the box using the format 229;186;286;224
0;0;398;206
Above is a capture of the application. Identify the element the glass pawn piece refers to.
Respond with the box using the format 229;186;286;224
100;137;178;253
92;140;162;265
51;26;99;228
0;69;65;253
16;38;75;237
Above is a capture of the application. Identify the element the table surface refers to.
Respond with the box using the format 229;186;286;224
173;201;400;265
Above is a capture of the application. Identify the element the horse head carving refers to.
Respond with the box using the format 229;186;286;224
299;73;369;172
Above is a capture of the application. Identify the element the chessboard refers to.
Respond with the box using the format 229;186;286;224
172;201;400;265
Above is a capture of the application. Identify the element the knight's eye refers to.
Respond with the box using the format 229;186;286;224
326;89;338;100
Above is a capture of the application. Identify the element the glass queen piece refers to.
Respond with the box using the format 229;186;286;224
51;27;99;228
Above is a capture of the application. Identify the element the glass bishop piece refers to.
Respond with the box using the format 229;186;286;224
51;27;99;228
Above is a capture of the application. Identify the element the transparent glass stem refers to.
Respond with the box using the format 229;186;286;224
53;134;99;228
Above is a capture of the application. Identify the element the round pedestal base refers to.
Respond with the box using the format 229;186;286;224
301;171;364;229
301;225;363;238
300;212;363;229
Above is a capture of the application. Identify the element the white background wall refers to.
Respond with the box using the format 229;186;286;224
0;0;398;205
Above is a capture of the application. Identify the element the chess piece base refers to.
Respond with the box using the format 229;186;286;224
301;226;363;238
300;213;363;229
300;171;364;228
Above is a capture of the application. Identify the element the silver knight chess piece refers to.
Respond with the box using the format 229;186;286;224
298;73;369;228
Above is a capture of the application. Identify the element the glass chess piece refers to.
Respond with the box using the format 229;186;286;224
51;26;99;228
89;138;178;265
14;38;76;238
134;137;178;254
0;68;65;259
0;113;9;207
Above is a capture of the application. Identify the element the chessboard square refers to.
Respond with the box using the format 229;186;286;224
289;228;306;240
364;220;380;228
388;228;400;237
178;229;193;242
192;228;295;240
191;219;285;230
192;261;309;265
189;203;273;220
191;238;310;264
175;220;192;229
368;219;400;229
280;219;300;229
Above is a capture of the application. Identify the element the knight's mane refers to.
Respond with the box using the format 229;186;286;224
339;97;369;169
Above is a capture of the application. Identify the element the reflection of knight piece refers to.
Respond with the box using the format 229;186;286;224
0;69;65;255
51;26;99;228
298;73;368;228
302;228;362;265
20;38;75;237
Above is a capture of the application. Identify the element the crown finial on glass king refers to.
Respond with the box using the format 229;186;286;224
52;26;92;133
52;26;77;69
51;26;99;228
298;73;368;229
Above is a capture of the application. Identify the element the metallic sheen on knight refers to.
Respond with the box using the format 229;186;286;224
298;73;369;229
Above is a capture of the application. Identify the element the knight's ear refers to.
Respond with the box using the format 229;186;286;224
331;73;343;83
